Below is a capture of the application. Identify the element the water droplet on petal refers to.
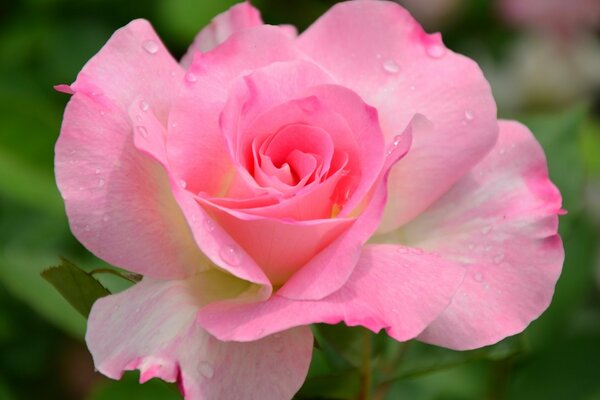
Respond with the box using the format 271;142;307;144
135;307;141;313
499;149;506;155
493;253;505;264
185;72;198;83
382;59;400;74
91;89;103;97
426;43;446;58
198;362;214;379
170;122;178;129
84;225;91;232
142;40;159;54
102;215;109;222
473;272;484;282
392;135;403;146
139;100;150;112
95;169;101;174
220;245;241;266
409;85;416;91
136;126;149;138
464;110;475;122
204;218;215;232
481;225;493;235
97;179;105;188
178;180;187;189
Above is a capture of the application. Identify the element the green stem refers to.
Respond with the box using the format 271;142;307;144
359;330;372;400
373;341;412;400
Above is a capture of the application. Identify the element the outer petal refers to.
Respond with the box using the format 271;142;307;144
381;120;563;350
69;19;183;125
87;273;313;400
181;2;263;67
55;21;202;279
196;245;465;342
297;0;498;230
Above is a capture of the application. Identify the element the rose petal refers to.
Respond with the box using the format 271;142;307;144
197;244;465;342
133;103;272;289
276;116;413;300
55;21;200;279
297;0;498;230
382;120;563;350
181;2;263;67
87;272;313;400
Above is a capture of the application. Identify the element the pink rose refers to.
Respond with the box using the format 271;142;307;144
55;1;564;399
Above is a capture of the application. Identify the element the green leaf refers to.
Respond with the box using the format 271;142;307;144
41;258;111;318
0;248;86;338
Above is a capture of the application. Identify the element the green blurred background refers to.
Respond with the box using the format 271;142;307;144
1;0;599;399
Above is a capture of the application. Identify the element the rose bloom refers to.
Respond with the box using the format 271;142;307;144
54;1;564;399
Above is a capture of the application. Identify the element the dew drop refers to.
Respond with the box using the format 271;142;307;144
473;272;484;282
135;307;141;313
499;149;506;155
95;168;101;174
198;362;214;379
142;40;159;54
139;100;150;112
464;110;475;122
493;253;505;264
97;179;105;188
185;72;198;83
204;218;215;232
481;225;493;235
170;122;178;129
91;89;103;97
136;126;149;138
84;225;91;232
426;43;446;59
392;135;403;146
102;215;109;222
220;245;241;266
409;85;416;91
382;59;400;74
178;180;187;189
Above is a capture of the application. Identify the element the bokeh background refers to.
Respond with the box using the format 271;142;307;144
1;0;599;399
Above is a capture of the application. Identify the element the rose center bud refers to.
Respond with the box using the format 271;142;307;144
252;124;339;195
176;61;386;286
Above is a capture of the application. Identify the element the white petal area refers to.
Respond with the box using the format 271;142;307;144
86;271;313;400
